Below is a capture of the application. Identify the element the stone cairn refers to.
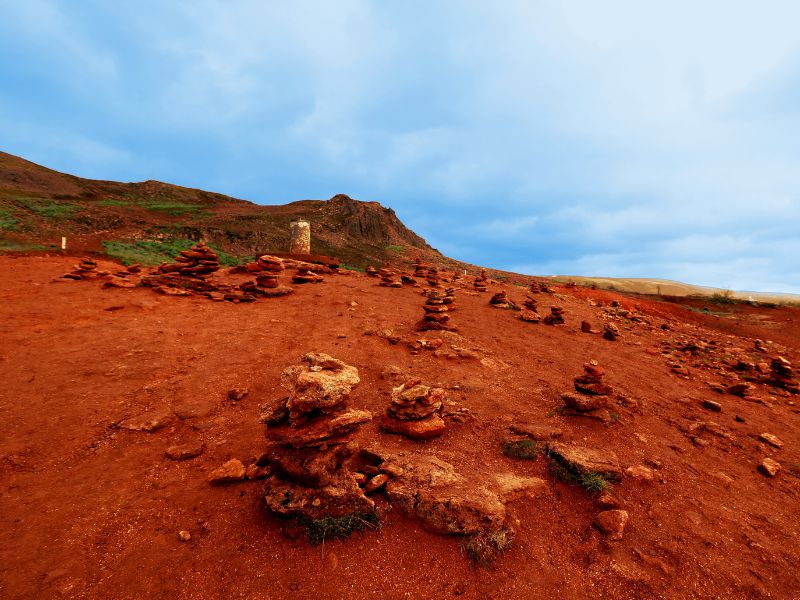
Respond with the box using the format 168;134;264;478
381;379;447;439
415;288;457;331
561;361;614;421
61;257;103;280
767;357;799;394
413;259;428;279
489;290;520;310
378;268;402;287
520;293;541;322
426;266;441;287
236;255;293;298
157;242;219;276
542;306;566;325
365;265;378;277
260;353;377;520
293;264;324;284
473;269;488;292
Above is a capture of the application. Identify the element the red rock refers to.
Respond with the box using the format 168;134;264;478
758;458;781;477
165;443;204;460
759;433;783;448
364;473;389;493
381;414;446;439
208;459;246;485
245;463;272;480
594;510;629;540
227;388;249;402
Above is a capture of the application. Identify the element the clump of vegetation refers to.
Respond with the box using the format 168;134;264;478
15;197;79;219
709;290;737;305
340;264;365;273
101;239;243;266
0;208;19;230
502;439;541;460
0;241;48;252
462;528;515;567
547;458;612;495
140;199;209;217
99;198;133;207
384;244;405;253
299;512;379;545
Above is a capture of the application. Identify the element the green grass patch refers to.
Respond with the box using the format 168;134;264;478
547;458;613;495
0;241;48;252
15;197;79;219
340;263;365;273
141;200;208;217
299;512;379;545
99;199;133;207
0;208;19;230
502;439;541;460
384;244;405;253
102;238;244;266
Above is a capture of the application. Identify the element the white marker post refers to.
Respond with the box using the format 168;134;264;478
61;236;67;250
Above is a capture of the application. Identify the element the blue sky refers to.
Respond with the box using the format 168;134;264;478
2;1;800;293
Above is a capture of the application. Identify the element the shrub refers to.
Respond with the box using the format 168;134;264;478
0;208;18;230
15;197;79;219
299;512;379;545
502;439;541;460
462;528;515;566
547;457;612;495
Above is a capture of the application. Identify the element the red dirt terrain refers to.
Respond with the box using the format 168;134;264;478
1;253;799;599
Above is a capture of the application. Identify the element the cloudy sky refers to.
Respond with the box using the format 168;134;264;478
2;1;799;293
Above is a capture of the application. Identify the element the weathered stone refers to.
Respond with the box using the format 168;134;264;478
547;443;623;480
281;353;360;420
387;380;445;420
594;510;629;540
263;473;374;520
178;530;191;542
364;474;389;493
245;463;272;480
509;423;563;441
493;473;547;501
259;397;290;426
266;409;373;448
118;410;173;432
562;392;609;412
758;458;781;477
625;465;654;481
726;382;752;397
759;433;783;449
597;491;623;509
702;399;722;412
227;388;249;402
165;443;204;461
208;459;246;485
381;414;446;440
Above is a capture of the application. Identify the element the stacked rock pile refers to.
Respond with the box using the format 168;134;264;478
426;266;441;287
489;290;520;310
520;294;542;322
260;353;376;519
400;273;417;285
415;289;457;332
378;268;402;288
413;260;428;279
768;357;799;394
543;306;566;325
560;361;613;421
530;281;554;294
365;266;378;277
381;379;446;439
62;257;106;280
157;242;219;277
103;263;143;289
293;264;324;284
474;270;488;292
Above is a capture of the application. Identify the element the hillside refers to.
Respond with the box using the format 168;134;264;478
0;151;440;270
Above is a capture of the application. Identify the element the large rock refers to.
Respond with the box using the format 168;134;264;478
381;414;446;440
266;409;372;448
281;353;360;420
561;392;608;412
547;443;622;480
594;510;628;540
263;473;375;520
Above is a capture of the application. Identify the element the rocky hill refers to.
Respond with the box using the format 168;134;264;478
0;151;441;270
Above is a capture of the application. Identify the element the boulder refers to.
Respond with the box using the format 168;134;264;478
594;510;629;540
547;442;623;480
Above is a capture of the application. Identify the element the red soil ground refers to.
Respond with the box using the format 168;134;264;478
1;255;799;599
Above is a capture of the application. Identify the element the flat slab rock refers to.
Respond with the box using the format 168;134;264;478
372;451;546;535
547;442;623;480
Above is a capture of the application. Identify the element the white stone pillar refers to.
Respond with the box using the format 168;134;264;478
289;220;311;254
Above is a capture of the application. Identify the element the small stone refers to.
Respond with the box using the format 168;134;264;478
208;459;246;485
702;399;722;412
177;530;191;542
594;510;629;540
625;465;654;481
245;463;272;480
581;321;592;333
759;433;783;449
364;474;389;493
353;472;368;485
227;388;249;402
758;458;781;477
165;443;204;461
597;491;623;509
